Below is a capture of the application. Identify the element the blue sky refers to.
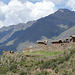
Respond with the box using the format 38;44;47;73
0;0;74;28
0;0;10;4
0;0;42;4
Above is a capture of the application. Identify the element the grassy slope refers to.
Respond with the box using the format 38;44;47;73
24;51;63;57
0;47;75;75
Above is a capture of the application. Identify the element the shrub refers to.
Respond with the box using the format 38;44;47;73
63;70;68;75
10;63;17;73
35;70;49;75
20;72;27;75
0;67;9;74
55;68;59;73
19;60;26;66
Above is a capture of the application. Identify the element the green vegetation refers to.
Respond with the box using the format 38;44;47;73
24;51;63;57
0;47;75;75
34;70;49;75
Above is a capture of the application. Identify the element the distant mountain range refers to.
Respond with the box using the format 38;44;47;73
0;21;35;44
57;26;75;39
0;9;75;54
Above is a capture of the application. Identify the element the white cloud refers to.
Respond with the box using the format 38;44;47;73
18;0;27;3
0;0;56;28
31;1;55;19
0;1;5;20
51;0;66;4
66;0;75;11
0;8;5;21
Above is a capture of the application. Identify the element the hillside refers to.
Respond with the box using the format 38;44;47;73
57;25;75;39
0;21;35;44
0;9;75;53
0;45;75;75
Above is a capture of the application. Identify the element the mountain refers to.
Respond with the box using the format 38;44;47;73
0;21;36;54
57;25;75;39
0;9;75;54
0;21;35;44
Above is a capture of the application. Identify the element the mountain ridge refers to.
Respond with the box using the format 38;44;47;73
0;9;75;54
57;25;75;39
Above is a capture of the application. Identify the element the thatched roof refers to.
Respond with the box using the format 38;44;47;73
60;37;72;41
51;37;72;43
70;35;75;37
51;39;62;43
37;40;48;43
